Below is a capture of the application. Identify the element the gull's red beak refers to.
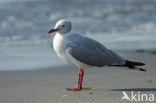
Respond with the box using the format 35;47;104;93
48;28;57;34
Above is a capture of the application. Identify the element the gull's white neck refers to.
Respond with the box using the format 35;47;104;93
53;33;69;54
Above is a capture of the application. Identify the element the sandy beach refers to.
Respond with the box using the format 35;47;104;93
1;0;156;103
0;50;156;103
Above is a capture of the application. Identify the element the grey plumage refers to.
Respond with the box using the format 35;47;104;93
66;34;125;67
51;20;146;73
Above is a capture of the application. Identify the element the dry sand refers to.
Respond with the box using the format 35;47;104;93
0;50;156;103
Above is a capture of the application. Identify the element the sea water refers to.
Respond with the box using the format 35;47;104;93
0;0;156;70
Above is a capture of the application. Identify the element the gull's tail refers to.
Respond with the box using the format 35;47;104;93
125;60;145;67
124;60;146;72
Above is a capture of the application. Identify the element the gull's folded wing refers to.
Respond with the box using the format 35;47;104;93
66;35;125;67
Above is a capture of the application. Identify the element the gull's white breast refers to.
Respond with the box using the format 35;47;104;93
53;33;91;68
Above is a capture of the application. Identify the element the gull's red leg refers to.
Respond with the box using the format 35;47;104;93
79;68;83;88
67;68;84;91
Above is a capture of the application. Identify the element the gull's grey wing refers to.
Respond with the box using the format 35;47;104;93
66;35;125;67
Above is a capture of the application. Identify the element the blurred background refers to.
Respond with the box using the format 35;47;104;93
0;0;156;71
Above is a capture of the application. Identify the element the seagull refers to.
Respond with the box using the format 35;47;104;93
48;19;146;91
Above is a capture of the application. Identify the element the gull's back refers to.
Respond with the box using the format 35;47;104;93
65;33;125;67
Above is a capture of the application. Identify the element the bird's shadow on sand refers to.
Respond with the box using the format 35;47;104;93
110;88;156;91
90;88;156;92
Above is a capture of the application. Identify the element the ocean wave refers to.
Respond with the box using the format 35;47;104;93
0;0;156;47
0;35;51;45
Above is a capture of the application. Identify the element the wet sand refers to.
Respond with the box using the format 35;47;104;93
0;50;156;103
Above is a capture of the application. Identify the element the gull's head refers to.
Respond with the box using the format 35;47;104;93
48;19;71;34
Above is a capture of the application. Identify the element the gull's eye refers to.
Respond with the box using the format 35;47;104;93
62;25;65;27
